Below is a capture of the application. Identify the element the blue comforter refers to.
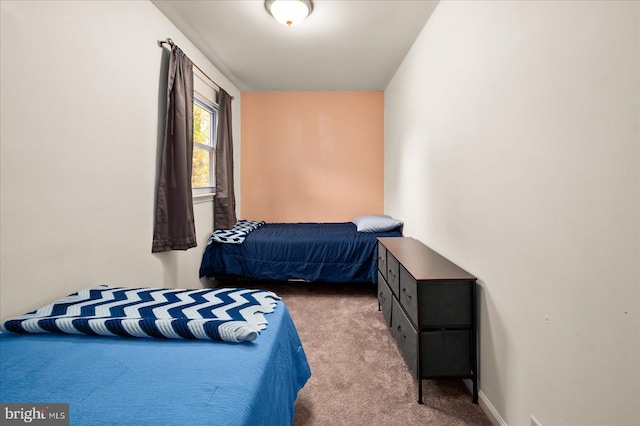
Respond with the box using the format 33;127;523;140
0;301;310;426
199;222;403;282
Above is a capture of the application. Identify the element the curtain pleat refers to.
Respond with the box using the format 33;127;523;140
214;89;237;230
152;46;197;253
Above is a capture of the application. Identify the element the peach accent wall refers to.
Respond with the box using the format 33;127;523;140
241;92;384;223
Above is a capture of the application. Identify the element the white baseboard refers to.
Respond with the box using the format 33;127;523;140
463;379;507;426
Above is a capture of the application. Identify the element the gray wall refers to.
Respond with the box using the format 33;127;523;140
384;1;639;425
0;1;240;319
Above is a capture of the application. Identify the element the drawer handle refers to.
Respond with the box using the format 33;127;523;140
388;269;396;279
402;288;412;301
379;292;386;303
397;325;406;339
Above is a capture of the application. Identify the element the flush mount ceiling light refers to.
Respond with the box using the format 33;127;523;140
265;0;313;27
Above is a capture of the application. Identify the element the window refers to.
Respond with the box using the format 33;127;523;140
192;97;217;194
192;69;219;196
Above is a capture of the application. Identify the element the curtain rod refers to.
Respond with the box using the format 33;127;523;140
158;38;234;100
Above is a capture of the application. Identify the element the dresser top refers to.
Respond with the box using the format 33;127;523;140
378;237;476;281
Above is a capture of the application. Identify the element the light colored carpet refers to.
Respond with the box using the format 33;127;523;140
249;281;493;426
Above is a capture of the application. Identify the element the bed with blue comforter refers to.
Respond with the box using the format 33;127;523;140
0;286;311;426
199;222;403;283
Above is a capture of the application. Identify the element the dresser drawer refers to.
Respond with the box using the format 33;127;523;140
420;330;472;377
421;281;473;327
391;298;417;378
399;265;418;327
377;272;392;327
387;252;400;297
377;242;387;280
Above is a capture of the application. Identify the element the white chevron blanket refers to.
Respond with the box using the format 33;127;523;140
1;286;281;343
207;219;265;245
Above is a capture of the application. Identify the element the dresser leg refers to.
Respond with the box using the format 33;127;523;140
418;379;423;404
473;378;478;404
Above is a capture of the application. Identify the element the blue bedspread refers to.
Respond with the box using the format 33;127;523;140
0;301;310;426
199;222;402;282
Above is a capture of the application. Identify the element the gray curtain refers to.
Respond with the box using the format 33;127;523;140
214;89;237;230
152;46;197;253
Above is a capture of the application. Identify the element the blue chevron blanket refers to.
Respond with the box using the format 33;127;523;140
0;286;281;343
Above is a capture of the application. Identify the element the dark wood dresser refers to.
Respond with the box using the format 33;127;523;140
377;237;478;404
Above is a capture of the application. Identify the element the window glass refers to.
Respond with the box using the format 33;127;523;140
194;103;212;146
192;96;217;192
192;68;218;195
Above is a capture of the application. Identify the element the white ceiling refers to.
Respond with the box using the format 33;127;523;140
152;0;439;92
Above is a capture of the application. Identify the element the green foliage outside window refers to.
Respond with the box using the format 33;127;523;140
192;102;214;188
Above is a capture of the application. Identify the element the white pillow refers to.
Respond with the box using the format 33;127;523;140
351;215;403;233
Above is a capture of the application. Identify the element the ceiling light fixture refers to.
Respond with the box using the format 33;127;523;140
265;0;313;27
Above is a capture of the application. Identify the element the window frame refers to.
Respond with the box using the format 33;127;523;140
192;94;218;196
